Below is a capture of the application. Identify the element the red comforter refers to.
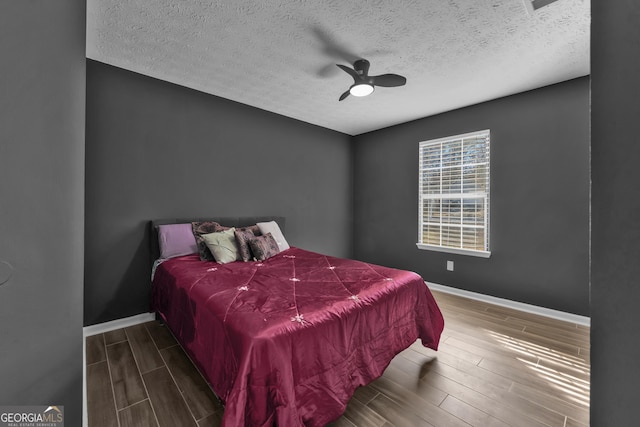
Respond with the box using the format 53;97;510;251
151;247;444;426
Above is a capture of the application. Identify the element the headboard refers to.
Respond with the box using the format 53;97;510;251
149;216;286;264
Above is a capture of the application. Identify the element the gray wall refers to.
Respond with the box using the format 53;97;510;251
591;1;640;424
85;61;353;326
353;77;590;316
0;1;85;425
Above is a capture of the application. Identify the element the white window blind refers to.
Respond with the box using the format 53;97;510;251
417;130;491;257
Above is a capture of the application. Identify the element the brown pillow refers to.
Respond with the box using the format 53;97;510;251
192;221;228;261
248;233;280;261
234;228;259;262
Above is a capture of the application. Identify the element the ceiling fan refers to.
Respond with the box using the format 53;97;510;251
337;59;406;101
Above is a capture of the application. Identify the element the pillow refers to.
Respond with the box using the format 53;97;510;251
157;223;198;259
249;233;280;261
201;228;241;264
192;221;228;261
257;221;290;252
235;227;260;262
238;224;260;236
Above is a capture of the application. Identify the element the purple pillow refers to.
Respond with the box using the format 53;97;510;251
248;233;280;261
158;223;198;259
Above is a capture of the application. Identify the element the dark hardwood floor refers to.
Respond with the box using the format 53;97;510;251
85;290;590;426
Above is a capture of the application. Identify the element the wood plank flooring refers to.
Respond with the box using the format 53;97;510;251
85;290;590;426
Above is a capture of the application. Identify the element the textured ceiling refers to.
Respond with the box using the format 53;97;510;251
86;0;590;136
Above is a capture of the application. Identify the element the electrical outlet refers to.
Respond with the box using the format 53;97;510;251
447;260;454;271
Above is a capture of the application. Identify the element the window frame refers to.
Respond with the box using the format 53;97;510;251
416;130;491;258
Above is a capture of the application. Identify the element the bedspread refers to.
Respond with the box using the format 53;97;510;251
151;247;444;426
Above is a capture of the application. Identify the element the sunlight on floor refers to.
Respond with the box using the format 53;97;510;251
487;330;590;408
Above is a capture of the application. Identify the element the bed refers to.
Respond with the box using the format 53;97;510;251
150;216;444;426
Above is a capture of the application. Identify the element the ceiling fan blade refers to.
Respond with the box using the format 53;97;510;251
370;73;407;87
339;90;351;101
336;64;360;82
311;25;360;64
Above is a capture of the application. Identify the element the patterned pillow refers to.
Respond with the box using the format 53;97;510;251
235;227;260;262
248;233;280;261
257;221;289;251
239;224;261;236
192;221;228;261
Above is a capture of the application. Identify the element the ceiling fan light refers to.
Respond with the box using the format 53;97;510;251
350;83;374;97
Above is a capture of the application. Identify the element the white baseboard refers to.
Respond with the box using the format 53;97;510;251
426;282;590;327
83;312;156;427
83;312;156;338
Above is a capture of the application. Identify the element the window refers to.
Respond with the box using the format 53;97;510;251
417;130;491;257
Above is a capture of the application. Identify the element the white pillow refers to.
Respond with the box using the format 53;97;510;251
257;221;290;252
201;228;241;264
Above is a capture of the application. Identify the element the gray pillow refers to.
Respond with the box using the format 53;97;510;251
201;228;241;264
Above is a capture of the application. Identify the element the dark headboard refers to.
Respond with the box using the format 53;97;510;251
149;216;286;263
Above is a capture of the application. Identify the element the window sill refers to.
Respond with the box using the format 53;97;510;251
416;243;491;258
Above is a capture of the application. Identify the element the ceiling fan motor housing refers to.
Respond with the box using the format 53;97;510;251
353;59;370;77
